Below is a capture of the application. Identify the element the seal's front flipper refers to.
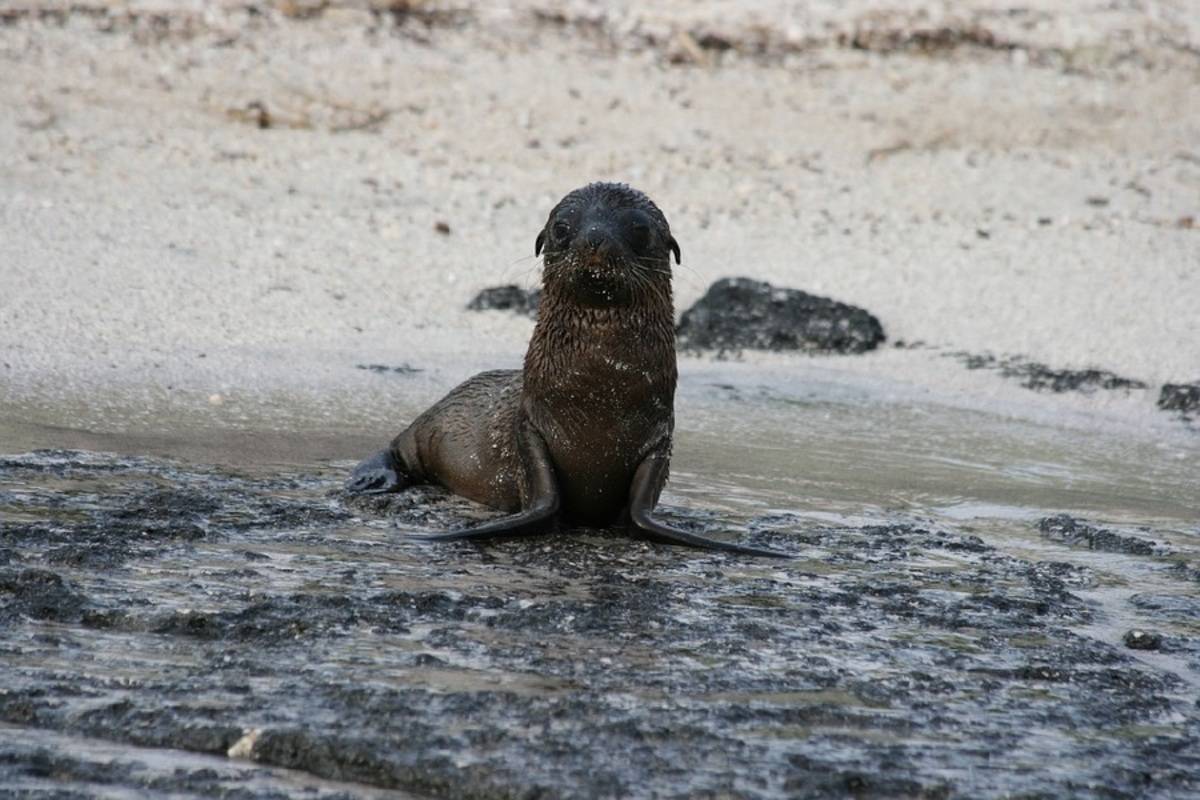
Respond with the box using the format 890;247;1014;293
633;516;792;559
345;449;407;495
412;421;559;543
628;455;792;559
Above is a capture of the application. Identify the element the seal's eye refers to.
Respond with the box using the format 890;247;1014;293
629;223;651;254
552;221;571;242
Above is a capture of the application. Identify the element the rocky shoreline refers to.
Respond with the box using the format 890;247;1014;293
3;449;1199;797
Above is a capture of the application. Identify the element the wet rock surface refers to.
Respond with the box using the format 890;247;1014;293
2;450;1199;798
953;353;1148;394
676;278;886;354
1125;629;1164;651
1039;514;1173;556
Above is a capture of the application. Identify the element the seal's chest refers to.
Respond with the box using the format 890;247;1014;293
550;444;642;525
538;400;654;451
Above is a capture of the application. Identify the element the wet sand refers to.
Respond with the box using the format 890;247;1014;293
2;2;1200;797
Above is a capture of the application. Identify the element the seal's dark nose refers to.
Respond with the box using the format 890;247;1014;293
574;223;616;263
582;224;607;251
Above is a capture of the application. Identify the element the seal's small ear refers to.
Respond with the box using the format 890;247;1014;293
535;229;546;257
669;236;681;265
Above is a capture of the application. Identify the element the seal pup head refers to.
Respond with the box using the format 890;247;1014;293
535;182;681;308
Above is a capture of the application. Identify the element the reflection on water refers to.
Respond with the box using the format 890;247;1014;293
673;361;1199;528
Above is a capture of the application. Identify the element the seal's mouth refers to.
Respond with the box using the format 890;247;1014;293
554;253;632;307
570;246;625;279
578;262;623;287
580;255;618;279
543;221;670;308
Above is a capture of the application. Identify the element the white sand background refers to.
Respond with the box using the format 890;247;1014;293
0;0;1198;458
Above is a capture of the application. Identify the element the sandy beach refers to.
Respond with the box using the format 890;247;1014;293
1;0;1198;449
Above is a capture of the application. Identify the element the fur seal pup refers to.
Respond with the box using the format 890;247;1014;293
347;182;788;558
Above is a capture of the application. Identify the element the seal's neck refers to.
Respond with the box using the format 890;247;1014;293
522;284;677;398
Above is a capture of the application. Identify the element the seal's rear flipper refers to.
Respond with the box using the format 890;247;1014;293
345;449;408;494
628;454;792;559
412;422;560;542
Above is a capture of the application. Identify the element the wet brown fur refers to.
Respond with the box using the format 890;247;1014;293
388;183;678;526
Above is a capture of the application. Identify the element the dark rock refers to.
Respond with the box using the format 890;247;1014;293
1158;382;1200;416
1167;562;1200;584
2;449;1199;798
46;543;130;568
0;730;383;797
676;277;885;354
150;592;425;643
466;284;541;318
1038;515;1171;556
110;487;220;522
355;363;421;375
70;700;244;756
1128;594;1200;621
0;568;91;623
954;353;1147;393
1158;635;1200;660
1016;364;1145;393
1124;629;1163;651
10;748;132;785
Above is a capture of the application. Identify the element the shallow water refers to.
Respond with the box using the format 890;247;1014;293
2;363;1198;798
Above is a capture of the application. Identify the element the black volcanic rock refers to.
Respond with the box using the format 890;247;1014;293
676;278;885;354
467;285;540;318
1037;515;1172;557
1014;364;1146;393
3;450;1200;798
953;353;1147;394
1159;382;1200;416
1123;629;1163;651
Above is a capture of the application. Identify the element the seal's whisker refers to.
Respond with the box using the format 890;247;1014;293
497;254;544;287
630;256;675;275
